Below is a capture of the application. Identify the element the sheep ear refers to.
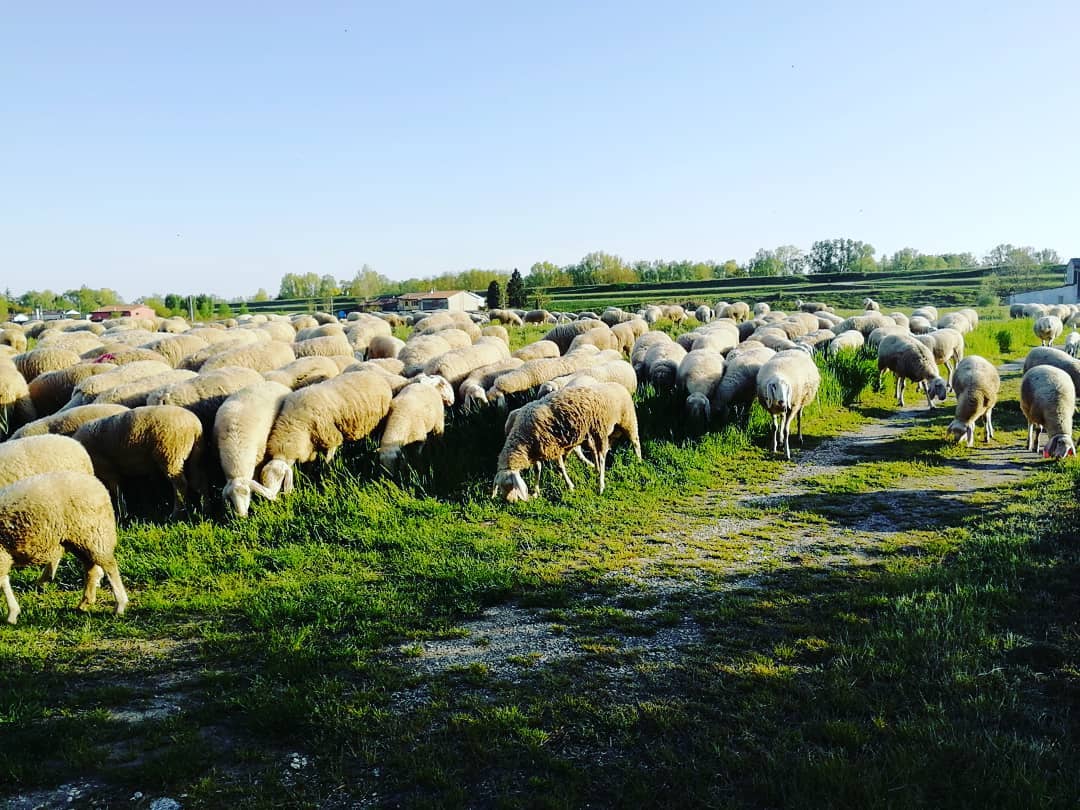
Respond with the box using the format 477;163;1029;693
283;465;295;493
1067;445;1076;458
249;479;276;501
511;471;530;500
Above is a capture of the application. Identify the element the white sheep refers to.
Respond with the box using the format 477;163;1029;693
694;305;713;324
64;360;174;409
10;403;130;440
0;434;95;488
73;405;207;517
913;327;965;387
756;349;821;460
827;330;865;356
26;362;117;416
199;340;296;373
493;382;641;500
94;369;198;408
146;365;266;430
458;358;526;410
536;360;638;398
946;356;1000;446
862;297;880;311
1034;315;1064;346
214;381;292;517
677;349;726;432
877;333;948;409
1020;365;1076;458
378;375;455;471
261;371;394;496
0;362;38;437
366;334;406;360
753;302;771;317
423;337;511;387
512;340;561;362
486;352;605;407
1022;346;1080;397
0;471;128;625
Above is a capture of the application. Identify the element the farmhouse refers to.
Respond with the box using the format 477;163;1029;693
88;304;157;322
383;290;485;313
1008;258;1080;305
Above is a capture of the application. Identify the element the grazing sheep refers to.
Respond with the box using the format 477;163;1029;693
488;308;524;326
713;344;775;421
294;323;345;343
14;346;82;382
26;362;117;416
630;332;673;379
1022;346;1080;398
867;325;909;351
36;331;103;356
1034;315;1064;346
794;299;829;314
9;403;130;440
0;363;38;437
140;334;209;367
1020;366;1076;458
537;360;638;398
1022;303;1047;319
493;383;641;500
412;312;482;341
295;334;353;358
214;381;292;517
936;312;973;334
486;353;603;407
94;369;198;408
644;340;687;391
199;340;296;373
423;337;511;387
827;330;866;356
1065;330;1080;358
914;327;965;386
541;320;607;354
912;306;939;323
908;316;934;334
677;350;726;432
458;358;525;410
0;472;128;625
261;356;341;391
366;334;406;360
481;325;510;346
889;312;910;329
877;334;948;409
1009;303;1026;319
0;329;27;352
398;334;455;376
73;405;207;517
568;327;619;354
753;302;771;317
64;360;175;410
378;375;455;471
719;302;751;322
834;312;894;338
148;366;266;428
756;350;821;460
512;340;561;362
261;371;395;496
945;356;1000;446
957;308;980;330
862;297;880;311
0;434;95;488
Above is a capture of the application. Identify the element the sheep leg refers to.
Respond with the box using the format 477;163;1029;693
595;437;609;494
895;376;905;407
555;456;575;491
782;408;793;461
1033;424;1044;454
0;551;19;625
795;407;804;446
1027;423;1036;451
572;445;594;469
98;561;128;616
324;445;339;463
771;414;781;453
168;474;188;519
37;547;64;586
76;564;105;610
985;409;994;442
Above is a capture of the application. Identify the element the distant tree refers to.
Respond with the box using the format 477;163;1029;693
138;295;171;317
0;294;7;322
345;265;390;299
195;294;214;320
526;261;572;288
808;239;877;274
774;245;807;275
237;300;249;315
747;249;783;277
507;268;526;308
217;302;234;318
164;293;185;314
486;280;503;310
278;272;321;299
719;259;744;278
252;288;270;302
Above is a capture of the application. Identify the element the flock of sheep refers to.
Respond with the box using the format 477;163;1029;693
0;294;1077;625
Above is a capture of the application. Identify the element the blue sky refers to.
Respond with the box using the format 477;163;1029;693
2;1;1077;300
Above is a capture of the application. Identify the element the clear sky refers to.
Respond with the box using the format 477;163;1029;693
2;1;1077;300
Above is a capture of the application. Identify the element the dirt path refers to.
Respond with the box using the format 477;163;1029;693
397;389;1039;683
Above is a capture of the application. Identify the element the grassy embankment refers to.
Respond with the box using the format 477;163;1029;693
1;314;1078;807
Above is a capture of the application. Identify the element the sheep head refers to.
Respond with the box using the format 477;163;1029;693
223;477;277;518
926;376;949;403
493;469;529;502
945;419;973;446
259;459;294;497
1045;434;1076;459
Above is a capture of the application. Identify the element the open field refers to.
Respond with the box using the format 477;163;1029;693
2;313;1080;809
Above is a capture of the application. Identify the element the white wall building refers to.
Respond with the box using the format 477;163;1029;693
1008;259;1080;305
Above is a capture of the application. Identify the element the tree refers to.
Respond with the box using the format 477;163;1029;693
486;280;503;310
164;293;185;314
526;261;572;288
217;302;234;318
808;239;877;274
507;268;526;308
252;288;270;302
345;265;390;299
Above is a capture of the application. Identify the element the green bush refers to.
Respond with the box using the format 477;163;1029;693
995;329;1013;355
819;349;877;405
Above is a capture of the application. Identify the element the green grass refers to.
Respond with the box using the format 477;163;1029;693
2;319;1078;808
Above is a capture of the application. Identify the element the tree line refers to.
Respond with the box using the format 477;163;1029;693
2;242;1064;321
